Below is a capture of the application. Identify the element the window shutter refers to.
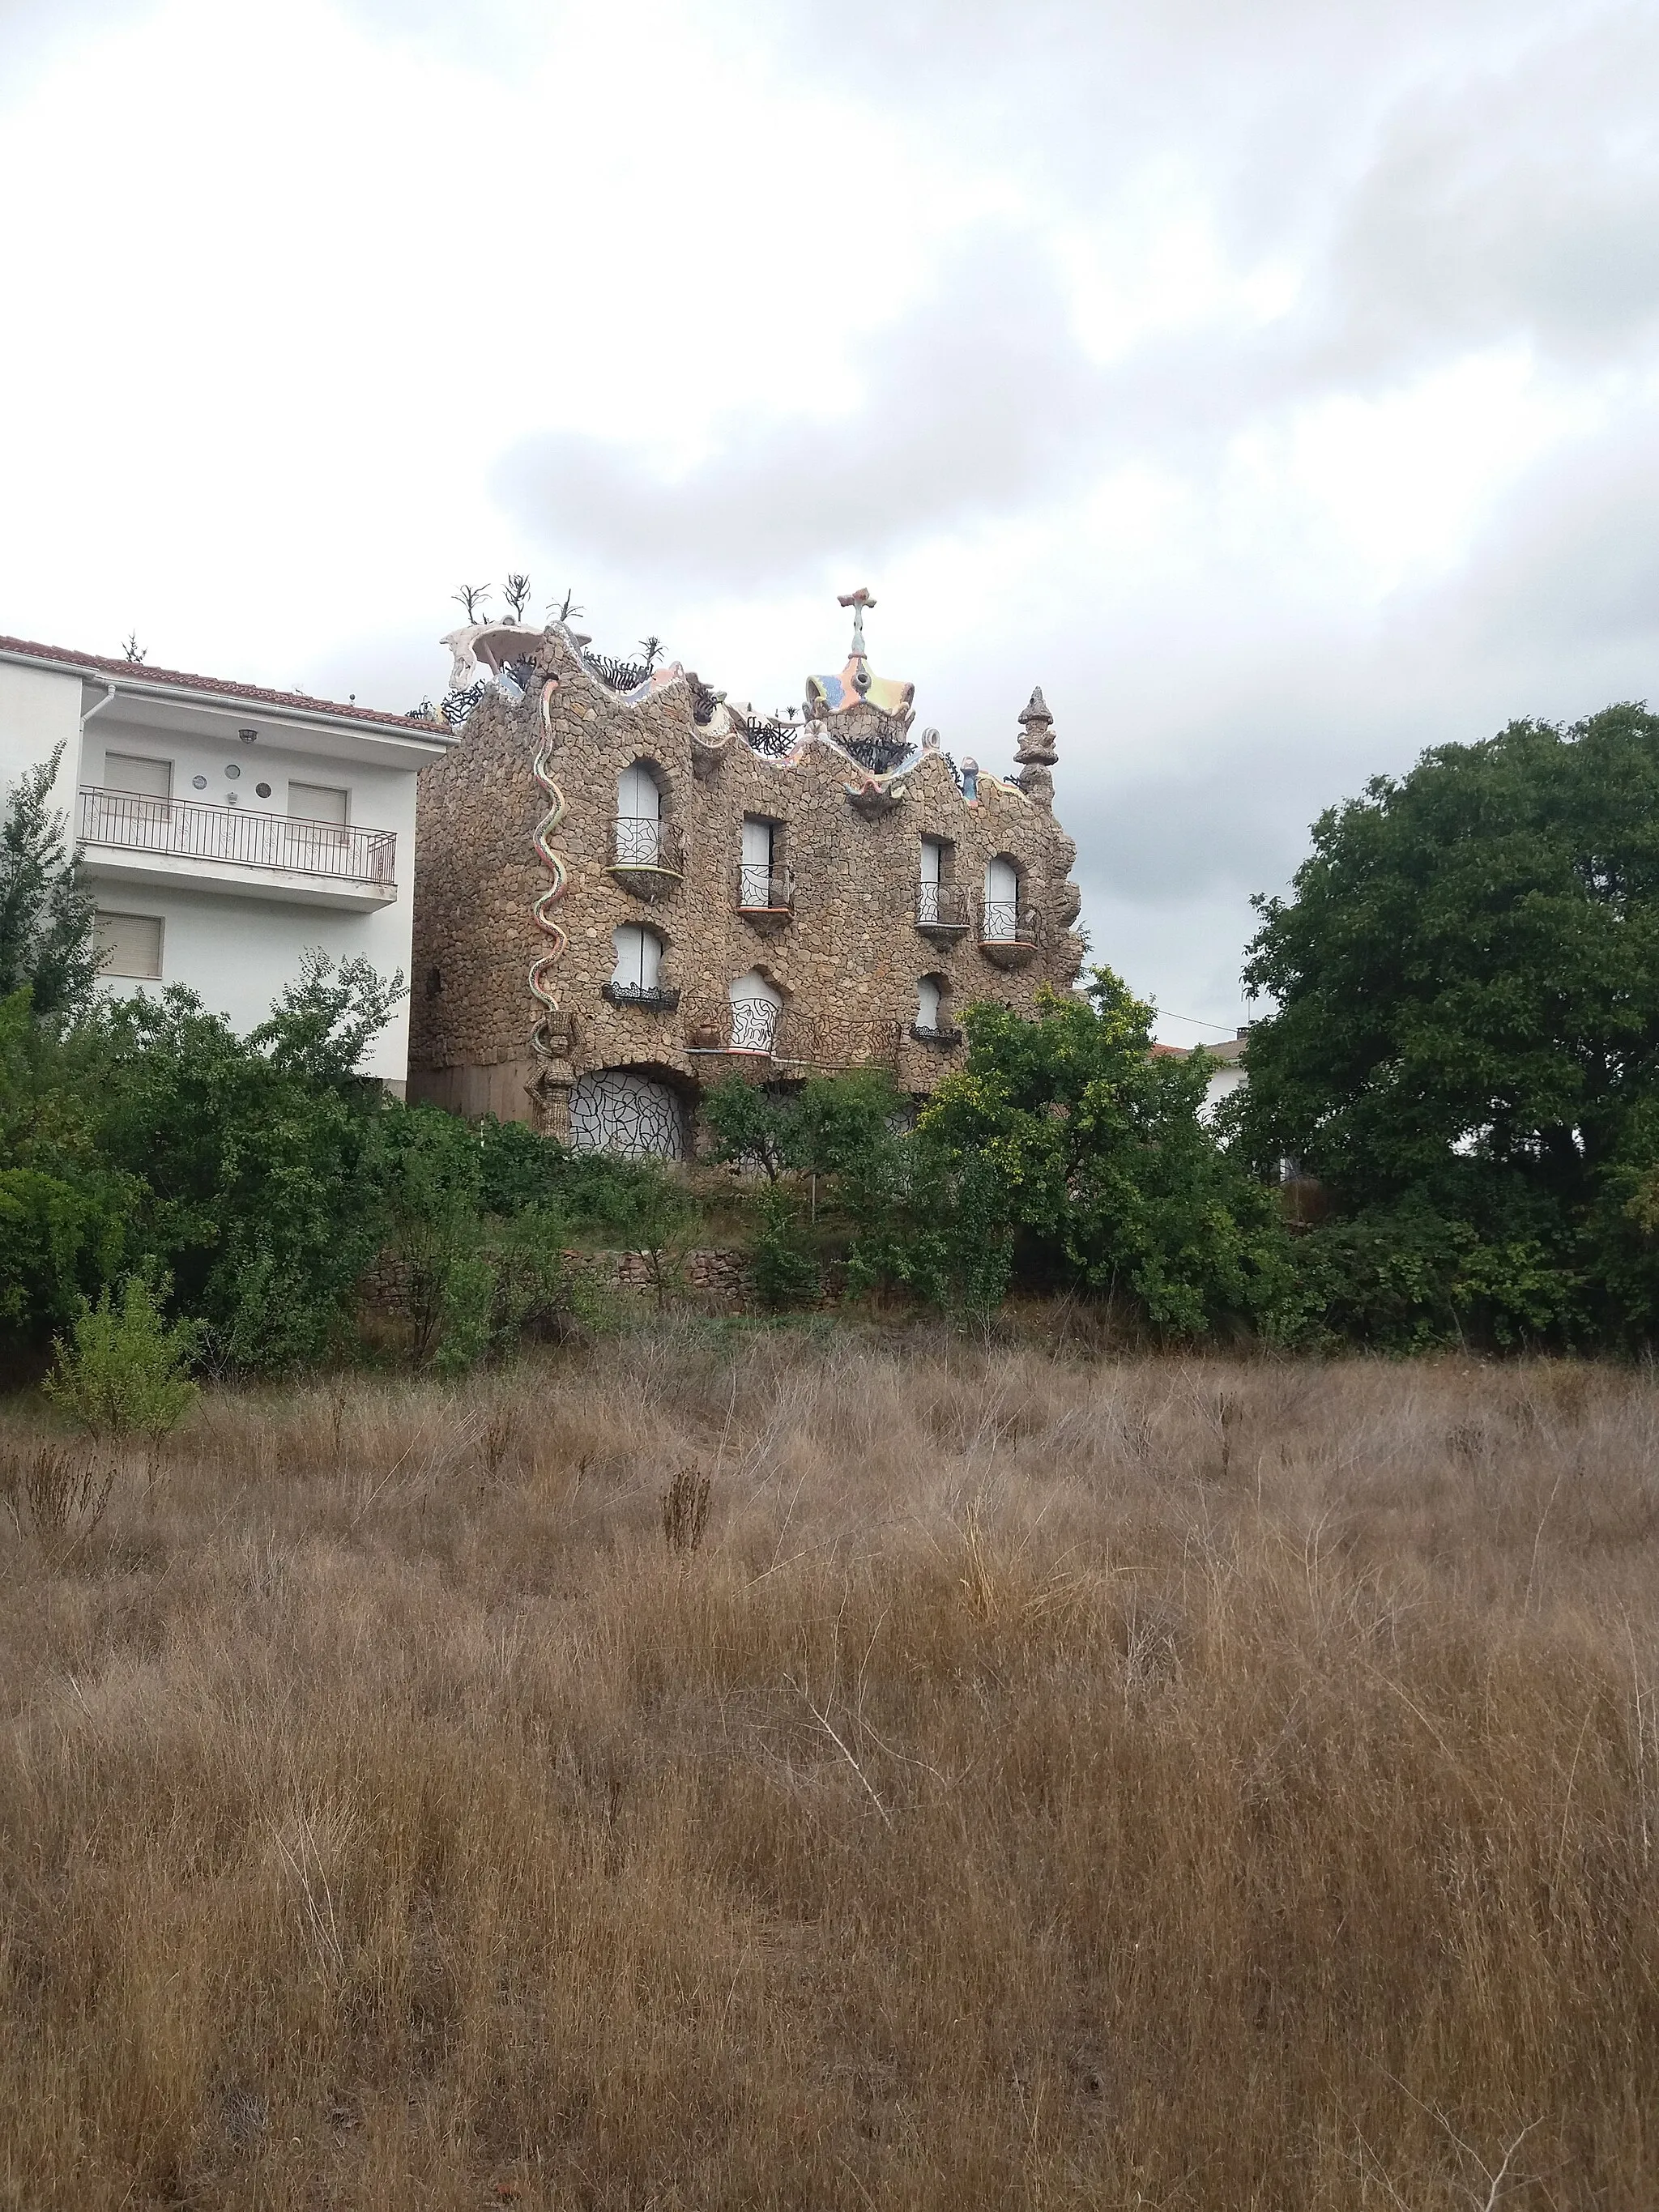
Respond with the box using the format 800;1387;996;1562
103;754;171;799
288;783;349;824
95;910;163;980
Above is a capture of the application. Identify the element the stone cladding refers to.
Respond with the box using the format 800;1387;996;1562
408;623;1085;1134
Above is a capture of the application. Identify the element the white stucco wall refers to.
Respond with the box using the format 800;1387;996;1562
0;661;83;809
83;716;414;839
89;881;415;1079
0;658;432;1079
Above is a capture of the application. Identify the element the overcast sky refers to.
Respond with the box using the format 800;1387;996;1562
4;0;1657;1038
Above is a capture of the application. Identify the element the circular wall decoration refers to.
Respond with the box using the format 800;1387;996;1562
191;774;207;791
568;1069;685;1160
224;763;241;780
255;782;271;798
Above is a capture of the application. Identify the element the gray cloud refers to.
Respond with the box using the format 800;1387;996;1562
1415;411;1659;671
14;0;1659;1037
499;234;1106;586
1324;33;1659;370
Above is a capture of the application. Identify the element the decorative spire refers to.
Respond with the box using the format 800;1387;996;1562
838;585;876;667
1014;685;1057;765
1014;684;1056;808
805;589;915;766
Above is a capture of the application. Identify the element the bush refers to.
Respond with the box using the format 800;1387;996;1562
750;1188;823;1311
433;1250;498;1377
43;1275;199;1437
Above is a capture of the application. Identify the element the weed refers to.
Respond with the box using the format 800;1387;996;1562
660;1464;710;1553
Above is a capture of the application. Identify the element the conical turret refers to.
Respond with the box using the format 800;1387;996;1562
1014;685;1057;806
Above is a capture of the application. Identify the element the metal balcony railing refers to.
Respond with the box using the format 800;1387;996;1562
602;981;681;1011
727;995;783;1052
778;1010;902;1070
915;883;970;932
978;899;1040;947
78;788;395;888
910;1021;965;1046
682;998;900;1070
608;814;684;872
736;863;795;913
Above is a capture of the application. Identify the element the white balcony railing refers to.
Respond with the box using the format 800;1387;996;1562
78;788;396;889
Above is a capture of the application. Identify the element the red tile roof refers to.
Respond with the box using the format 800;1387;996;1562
0;634;445;735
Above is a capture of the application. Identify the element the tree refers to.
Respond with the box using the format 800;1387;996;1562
82;963;403;1371
0;744;100;1017
702;1075;796;1182
1240;704;1659;1345
251;948;406;1086
919;970;1289;1337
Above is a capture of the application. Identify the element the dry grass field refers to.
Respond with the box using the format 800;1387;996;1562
2;1323;1658;2210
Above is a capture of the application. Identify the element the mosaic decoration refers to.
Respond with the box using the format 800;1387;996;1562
526;680;569;1098
569;1069;686;1159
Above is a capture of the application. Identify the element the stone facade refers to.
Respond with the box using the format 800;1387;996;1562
408;610;1085;1151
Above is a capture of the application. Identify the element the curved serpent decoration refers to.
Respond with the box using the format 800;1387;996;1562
527;679;569;1080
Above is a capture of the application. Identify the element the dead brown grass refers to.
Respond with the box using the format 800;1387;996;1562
2;1328;1658;2209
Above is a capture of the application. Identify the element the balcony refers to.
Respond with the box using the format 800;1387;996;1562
684;998;900;1072
76;788;397;911
607;814;684;902
602;981;681;1012
735;863;795;934
978;900;1042;970
910;1021;964;1047
915;883;970;940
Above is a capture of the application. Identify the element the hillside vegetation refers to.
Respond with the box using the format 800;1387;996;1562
2;1329;1657;2208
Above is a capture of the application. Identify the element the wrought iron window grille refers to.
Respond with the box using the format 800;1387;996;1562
608;814;684;872
978;900;1040;946
736;864;795;912
916;883;971;931
726;995;783;1053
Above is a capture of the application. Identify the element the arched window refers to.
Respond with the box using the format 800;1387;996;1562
727;968;782;1053
915;974;945;1033
983;855;1020;940
612;923;663;994
615;760;663;866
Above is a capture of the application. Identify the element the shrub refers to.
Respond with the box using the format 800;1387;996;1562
750;1187;823;1311
43;1276;199;1437
433;1250;497;1378
0;1443;114;1544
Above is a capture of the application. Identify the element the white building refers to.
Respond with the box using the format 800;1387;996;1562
0;636;454;1085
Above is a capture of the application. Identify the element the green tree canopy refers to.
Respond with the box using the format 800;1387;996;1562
1241;703;1659;1345
0;744;100;1017
919;970;1288;1337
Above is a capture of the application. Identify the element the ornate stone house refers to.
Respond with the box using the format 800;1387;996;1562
408;596;1085;1157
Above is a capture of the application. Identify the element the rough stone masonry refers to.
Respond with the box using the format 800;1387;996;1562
408;602;1085;1156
